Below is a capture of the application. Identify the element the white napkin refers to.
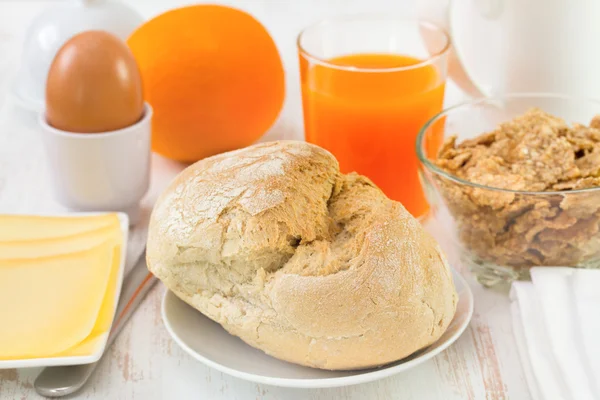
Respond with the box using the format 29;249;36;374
510;268;600;400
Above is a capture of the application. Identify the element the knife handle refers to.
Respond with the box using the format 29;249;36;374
107;255;156;347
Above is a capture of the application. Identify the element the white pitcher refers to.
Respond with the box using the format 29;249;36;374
419;0;600;98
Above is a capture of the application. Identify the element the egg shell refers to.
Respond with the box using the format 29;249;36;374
45;30;144;133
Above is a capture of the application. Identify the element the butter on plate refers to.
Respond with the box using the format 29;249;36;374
0;213;127;367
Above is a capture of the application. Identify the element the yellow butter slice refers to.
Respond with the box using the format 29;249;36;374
0;223;121;259
55;244;122;358
41;241;122;358
0;214;120;242
56;246;121;357
55;333;108;357
90;244;122;335
0;243;115;359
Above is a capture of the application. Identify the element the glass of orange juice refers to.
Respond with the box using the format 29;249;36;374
298;17;450;218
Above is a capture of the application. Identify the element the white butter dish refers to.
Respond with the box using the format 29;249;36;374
0;212;128;369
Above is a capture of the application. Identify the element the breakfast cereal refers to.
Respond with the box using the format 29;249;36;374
434;108;600;268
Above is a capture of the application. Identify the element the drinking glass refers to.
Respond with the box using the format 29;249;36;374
298;17;449;218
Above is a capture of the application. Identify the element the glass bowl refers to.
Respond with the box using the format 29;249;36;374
416;94;600;287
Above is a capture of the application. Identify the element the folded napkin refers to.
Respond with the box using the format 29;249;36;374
510;268;600;400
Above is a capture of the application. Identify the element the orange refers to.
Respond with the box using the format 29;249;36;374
127;5;285;162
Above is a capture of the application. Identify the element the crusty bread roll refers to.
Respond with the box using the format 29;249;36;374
147;141;457;370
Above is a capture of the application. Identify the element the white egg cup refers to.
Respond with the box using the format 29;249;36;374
39;103;152;225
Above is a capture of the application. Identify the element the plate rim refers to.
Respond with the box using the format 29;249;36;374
162;267;474;388
0;212;129;369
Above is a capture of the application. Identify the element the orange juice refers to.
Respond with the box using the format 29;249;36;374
301;53;445;217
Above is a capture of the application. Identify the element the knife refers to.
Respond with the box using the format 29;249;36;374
34;251;157;398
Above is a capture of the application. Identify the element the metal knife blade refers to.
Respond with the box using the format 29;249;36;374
34;251;157;398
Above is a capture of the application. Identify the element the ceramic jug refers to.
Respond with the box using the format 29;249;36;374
419;0;600;98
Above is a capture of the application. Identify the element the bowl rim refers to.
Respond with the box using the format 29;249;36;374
416;92;600;195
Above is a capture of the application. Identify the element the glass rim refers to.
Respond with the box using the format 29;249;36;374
296;16;450;73
416;92;600;195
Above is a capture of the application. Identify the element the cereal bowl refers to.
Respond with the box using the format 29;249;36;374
416;94;600;287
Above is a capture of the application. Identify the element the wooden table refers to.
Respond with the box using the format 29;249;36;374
0;1;529;398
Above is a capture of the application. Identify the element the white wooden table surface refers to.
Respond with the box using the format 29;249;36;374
0;1;529;399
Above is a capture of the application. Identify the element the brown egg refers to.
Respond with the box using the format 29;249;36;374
46;30;144;133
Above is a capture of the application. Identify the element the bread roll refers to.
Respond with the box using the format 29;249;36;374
147;141;457;370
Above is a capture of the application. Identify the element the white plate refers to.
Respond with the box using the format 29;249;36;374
162;267;474;388
0;212;129;369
